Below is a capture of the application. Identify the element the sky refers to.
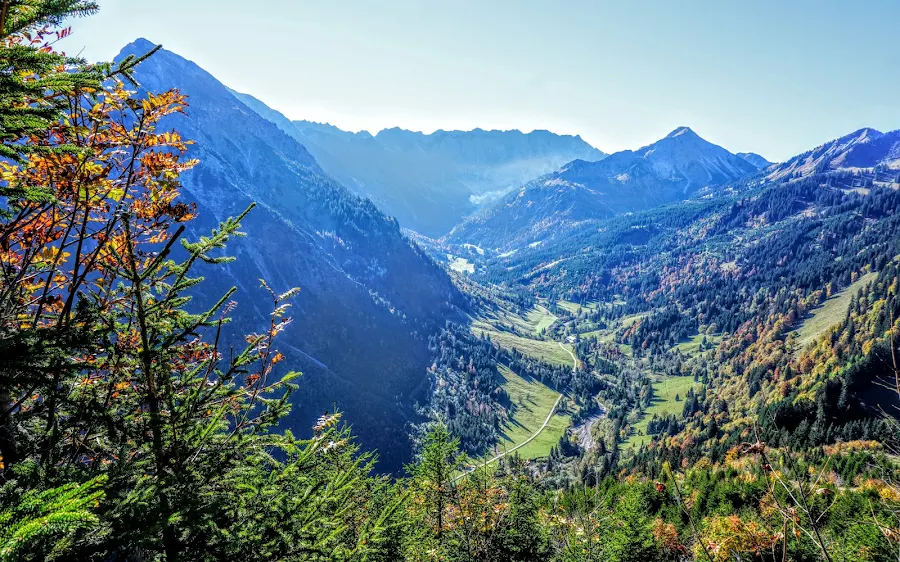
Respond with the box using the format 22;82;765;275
59;0;900;162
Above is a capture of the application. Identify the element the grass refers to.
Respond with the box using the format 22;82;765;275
448;256;474;274
618;312;647;328
673;333;722;356
791;271;877;352
478;304;554;336
528;306;557;335
578;315;638;358
461;303;577;464
623;376;700;449
577;309;648;340
476;366;569;461
472;322;573;366
557;300;600;315
515;403;572;459
580;328;614;342
471;306;572;367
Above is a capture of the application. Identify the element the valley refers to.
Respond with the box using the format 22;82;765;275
465;303;575;460
7;5;900;557
421;120;900;488
470;305;573;367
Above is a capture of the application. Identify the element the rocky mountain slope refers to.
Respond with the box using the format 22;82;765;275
765;127;900;183
736;151;772;168
120;39;463;471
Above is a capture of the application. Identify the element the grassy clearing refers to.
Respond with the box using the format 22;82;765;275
618;312;647;328
557;300;600;315
577;309;647;340
472;305;572;366
477;366;567;460
576;314;638;357
623;376;700;450
674;333;722;356
478;304;554;336
448;256;474;274
792;271;877;352
580;328;614;342
515;403;572;459
528;306;557;335
472;321;573;366
463;304;576;463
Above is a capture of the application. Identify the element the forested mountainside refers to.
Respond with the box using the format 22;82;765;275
465;126;900;302
444;125;900;471
115;39;464;471
230;90;606;236
448;126;762;249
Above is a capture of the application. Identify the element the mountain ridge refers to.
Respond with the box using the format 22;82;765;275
736;151;772;168
120;38;463;471
229;88;606;235
447;126;758;249
766;127;900;182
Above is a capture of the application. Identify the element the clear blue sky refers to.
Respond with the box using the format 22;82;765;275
60;0;900;161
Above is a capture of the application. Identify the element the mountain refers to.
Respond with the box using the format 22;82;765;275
229;89;606;236
448;127;758;249
471;126;900;479
407;124;900;487
119;39;463;471
766;127;900;182
736;151;772;168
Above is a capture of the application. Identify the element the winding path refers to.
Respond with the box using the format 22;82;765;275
453;342;576;482
558;342;577;373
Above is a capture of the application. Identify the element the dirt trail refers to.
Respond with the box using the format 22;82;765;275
453;341;577;482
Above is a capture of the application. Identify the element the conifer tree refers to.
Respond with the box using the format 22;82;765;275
406;424;465;544
0;1;156;170
0;1;98;165
0;0;158;474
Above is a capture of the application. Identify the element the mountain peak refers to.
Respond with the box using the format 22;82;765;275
765;126;898;182
735;152;772;168
850;127;883;142
666;126;698;139
127;37;158;52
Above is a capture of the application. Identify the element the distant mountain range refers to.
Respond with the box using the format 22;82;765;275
230;90;606;236
120;39;463;471
448;126;764;249
736;152;772;168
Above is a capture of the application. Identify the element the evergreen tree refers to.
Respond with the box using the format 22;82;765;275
0;0;158;474
406;424;465;545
